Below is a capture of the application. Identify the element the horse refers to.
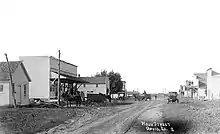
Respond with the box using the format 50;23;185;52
105;94;111;102
61;90;82;107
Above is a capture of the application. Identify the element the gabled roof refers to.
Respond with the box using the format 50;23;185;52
0;61;19;73
80;77;109;84
206;68;220;76
199;81;207;88
0;61;31;82
212;70;220;76
193;73;207;80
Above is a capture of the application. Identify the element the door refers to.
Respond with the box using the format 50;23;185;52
15;85;21;104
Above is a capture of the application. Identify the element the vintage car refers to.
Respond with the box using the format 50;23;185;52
145;94;152;101
167;92;179;103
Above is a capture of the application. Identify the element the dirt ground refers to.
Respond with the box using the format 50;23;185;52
1;98;220;134
0;101;135;134
127;97;220;134
162;98;220;133
45;100;161;134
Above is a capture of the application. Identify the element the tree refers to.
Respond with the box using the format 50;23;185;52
101;70;108;77
94;70;123;94
94;69;108;77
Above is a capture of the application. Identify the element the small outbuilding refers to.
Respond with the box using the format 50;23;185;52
0;61;31;106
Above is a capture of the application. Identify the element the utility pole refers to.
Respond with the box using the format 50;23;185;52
58;50;61;105
4;53;17;108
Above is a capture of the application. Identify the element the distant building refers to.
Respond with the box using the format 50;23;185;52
191;68;220;100
78;77;110;98
192;73;207;99
183;80;193;98
0;61;31;106
122;81;127;97
206;68;220;100
127;90;139;97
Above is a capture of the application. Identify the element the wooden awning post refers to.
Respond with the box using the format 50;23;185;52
75;83;78;92
77;83;83;90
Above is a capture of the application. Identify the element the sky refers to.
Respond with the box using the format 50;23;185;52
0;0;220;93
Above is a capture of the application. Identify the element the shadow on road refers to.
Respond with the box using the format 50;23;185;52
128;117;193;133
163;119;193;134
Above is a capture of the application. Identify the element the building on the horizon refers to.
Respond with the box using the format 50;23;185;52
192;73;207;99
186;68;220;100
206;68;220;100
78;76;110;99
122;81;127;97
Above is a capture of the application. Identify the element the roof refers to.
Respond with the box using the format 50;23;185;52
212;70;220;76
19;56;78;67
193;73;206;79
49;56;78;67
127;91;139;95
79;77;109;84
0;61;31;82
206;68;220;76
50;77;90;84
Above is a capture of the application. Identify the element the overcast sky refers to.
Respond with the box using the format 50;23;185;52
1;0;220;93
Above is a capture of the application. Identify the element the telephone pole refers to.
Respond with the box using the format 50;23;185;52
4;53;17;108
58;50;61;105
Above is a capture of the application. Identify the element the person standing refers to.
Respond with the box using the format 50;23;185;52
76;91;82;106
80;91;85;102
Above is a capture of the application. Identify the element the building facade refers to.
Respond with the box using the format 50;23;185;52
78;77;110;98
0;61;31;106
19;56;87;101
192;73;207;99
206;68;220;100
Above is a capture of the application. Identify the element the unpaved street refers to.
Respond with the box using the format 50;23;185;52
43;100;162;134
38;98;220;134
126;101;170;134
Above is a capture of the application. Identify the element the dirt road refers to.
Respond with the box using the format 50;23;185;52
44;100;162;134
126;102;168;134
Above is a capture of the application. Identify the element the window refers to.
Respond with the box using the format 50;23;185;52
96;84;98;87
0;85;3;92
24;84;27;97
83;84;86;87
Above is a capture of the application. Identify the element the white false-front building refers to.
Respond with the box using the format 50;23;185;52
19;56;88;101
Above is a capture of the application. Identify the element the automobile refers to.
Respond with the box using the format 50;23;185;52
167;92;179;103
145;94;151;101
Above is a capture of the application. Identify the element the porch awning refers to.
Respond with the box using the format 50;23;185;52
50;75;90;84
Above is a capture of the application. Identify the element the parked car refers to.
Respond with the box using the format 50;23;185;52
145;94;151;101
167;92;179;103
